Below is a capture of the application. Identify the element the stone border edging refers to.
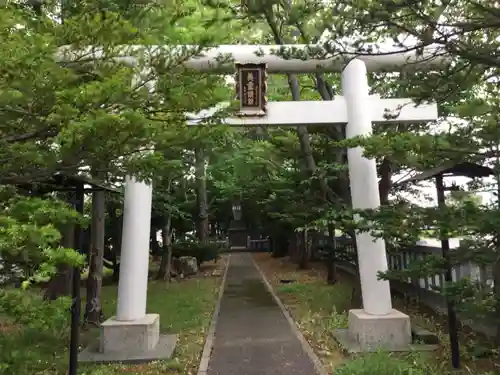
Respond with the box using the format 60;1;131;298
197;254;231;375
251;255;329;375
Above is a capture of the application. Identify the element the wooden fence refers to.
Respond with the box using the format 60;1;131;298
334;238;493;291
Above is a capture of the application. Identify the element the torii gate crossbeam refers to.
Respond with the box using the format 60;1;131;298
57;44;448;73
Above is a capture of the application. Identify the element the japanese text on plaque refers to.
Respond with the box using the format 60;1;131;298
241;69;260;108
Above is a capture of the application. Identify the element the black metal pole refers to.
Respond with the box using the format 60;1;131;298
435;174;460;369
69;184;85;375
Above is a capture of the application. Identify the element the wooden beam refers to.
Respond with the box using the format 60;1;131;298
186;98;438;126
57;44;449;73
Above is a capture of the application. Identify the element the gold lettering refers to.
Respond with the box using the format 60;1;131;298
247;89;255;105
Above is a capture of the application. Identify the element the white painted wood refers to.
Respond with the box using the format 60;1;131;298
57;44;448;73
116;176;153;321
115;71;155;322
342;59;393;316
187;98;437;126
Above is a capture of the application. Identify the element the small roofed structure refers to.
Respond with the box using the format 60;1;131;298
396;160;492;369
16;171;121;194
398;161;493;185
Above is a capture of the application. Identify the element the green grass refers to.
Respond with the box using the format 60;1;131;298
255;254;499;375
275;281;349;370
333;352;441;375
0;270;222;375
276;281;456;374
278;281;499;375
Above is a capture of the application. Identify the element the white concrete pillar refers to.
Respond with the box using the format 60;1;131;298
116;176;153;321
341;59;393;316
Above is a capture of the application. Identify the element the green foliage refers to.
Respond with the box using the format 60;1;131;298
2;0;499;369
333;353;438;375
315;201;500;325
0;277;221;375
172;241;221;265
0;290;70;375
277;281;351;325
0;289;70;332
0;0;245;364
0;194;86;284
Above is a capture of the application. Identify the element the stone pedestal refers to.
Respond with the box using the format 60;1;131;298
333;309;412;352
348;309;411;351
100;314;160;353
79;314;177;364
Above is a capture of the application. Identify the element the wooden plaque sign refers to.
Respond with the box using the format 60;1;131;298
235;62;267;116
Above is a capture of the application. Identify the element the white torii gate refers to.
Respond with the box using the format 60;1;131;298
182;59;437;351
75;45;443;362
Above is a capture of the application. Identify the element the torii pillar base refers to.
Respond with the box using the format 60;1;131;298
333;309;412;353
78;314;178;364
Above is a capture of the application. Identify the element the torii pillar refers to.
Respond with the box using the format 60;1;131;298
337;59;412;352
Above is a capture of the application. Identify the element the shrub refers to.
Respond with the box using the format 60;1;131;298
172;241;220;266
0;289;71;375
0;288;70;332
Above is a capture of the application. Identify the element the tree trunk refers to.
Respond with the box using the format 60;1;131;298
151;228;161;257
109;246;120;283
272;231;288;258
44;222;75;300
494;171;500;345
195;147;209;245
299;230;311;269
492;256;500;345
351;276;363;309
157;214;173;282
326;223;337;284
379;158;392;205
287;75;335;197
111;208;122;283
85;189;106;326
290;232;300;263
264;10;337;205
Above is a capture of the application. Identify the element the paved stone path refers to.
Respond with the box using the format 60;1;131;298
206;253;318;375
